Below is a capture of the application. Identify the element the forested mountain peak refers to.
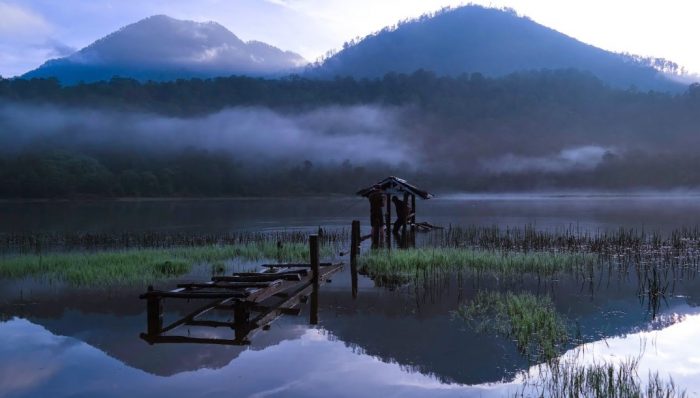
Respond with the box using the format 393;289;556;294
312;5;685;92
23;15;307;84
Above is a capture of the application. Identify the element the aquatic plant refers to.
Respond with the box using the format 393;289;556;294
0;229;347;254
519;357;686;398
359;248;595;281
0;241;332;286
428;224;700;255
458;291;568;362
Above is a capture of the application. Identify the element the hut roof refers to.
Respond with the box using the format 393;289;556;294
357;176;433;199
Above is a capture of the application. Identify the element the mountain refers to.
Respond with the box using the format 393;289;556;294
23;15;307;84
312;6;685;92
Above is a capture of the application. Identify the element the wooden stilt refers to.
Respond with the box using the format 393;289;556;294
351;220;360;266
411;194;416;224
386;194;392;249
233;301;250;341
309;234;319;325
402;192;409;238
139;234;343;346
146;285;163;336
350;220;360;299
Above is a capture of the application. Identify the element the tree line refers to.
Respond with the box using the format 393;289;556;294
2;70;700;198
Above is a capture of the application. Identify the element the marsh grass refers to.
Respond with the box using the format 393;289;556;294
0;241;330;286
359;248;596;283
0;229;348;254
458;291;568;362
431;225;700;253
520;358;686;398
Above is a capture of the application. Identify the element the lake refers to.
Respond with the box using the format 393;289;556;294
2;194;700;397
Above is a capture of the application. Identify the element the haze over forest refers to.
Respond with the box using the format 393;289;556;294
2;5;700;198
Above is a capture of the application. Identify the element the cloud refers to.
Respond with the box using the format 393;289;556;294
43;39;76;58
481;145;615;174
0;2;51;39
0;103;412;166
0;2;77;76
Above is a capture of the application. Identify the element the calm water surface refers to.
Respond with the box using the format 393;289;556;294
2;194;700;397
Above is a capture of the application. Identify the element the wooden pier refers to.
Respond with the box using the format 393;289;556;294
140;235;341;345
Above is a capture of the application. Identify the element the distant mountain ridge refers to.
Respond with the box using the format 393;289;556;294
23;15;307;84
311;6;686;92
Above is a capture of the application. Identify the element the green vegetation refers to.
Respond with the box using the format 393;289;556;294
0;241;327;286
521;358;686;398
2;70;700;198
431;224;700;254
458;291;568;361
359;248;595;281
0;229;347;254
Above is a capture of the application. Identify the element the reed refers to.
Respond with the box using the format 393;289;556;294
0;229;348;254
359;248;596;281
458;291;568;362
520;357;686;398
0;241;331;286
428;224;700;255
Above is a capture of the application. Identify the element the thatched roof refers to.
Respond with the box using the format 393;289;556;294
356;176;433;199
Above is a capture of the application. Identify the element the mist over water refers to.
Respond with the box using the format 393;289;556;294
0;102;412;166
480;145;615;174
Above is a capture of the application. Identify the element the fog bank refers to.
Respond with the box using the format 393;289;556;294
0;102;412;165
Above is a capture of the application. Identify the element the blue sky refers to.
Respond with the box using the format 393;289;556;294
1;0;699;77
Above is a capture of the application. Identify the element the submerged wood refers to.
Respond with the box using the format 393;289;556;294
212;274;300;282
139;234;343;346
177;281;280;289
237;270;309;276
259;262;332;268
148;291;249;299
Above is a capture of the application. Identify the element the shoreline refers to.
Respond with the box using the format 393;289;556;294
3;189;700;203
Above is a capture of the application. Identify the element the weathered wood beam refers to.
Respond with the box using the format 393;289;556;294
140;334;249;346
177;281;279;290
212;274;301;282
145;291;249;299
259;262;332;268
159;296;238;334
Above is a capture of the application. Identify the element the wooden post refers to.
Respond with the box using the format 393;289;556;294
351;220;360;265
385;194;392;249
309;234;319;325
402;192;409;236
371;224;379;249
411;194;416;224
233;301;250;342
146;285;163;336
310;234;319;289
350;221;359;299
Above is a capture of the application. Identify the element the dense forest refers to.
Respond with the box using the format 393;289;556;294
1;70;700;198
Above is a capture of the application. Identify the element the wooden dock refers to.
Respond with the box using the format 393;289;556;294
140;235;342;345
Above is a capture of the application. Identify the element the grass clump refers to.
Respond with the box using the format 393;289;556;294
458;291;568;362
0;241;326;286
359;248;594;282
521;358;686;398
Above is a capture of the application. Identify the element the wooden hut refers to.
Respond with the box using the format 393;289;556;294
357;177;433;247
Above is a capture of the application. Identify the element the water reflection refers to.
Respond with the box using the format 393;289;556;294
4;195;700;395
0;317;518;398
5;194;700;234
517;305;700;396
3;263;700;387
3;304;700;398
